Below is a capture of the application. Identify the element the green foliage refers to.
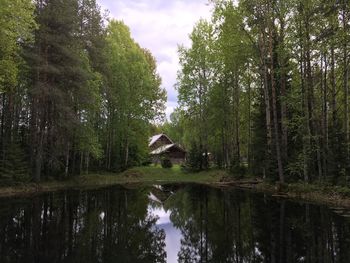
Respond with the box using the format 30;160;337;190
161;158;173;169
0;1;165;181
2;0;350;187
0;0;36;92
183;142;208;172
176;19;215;168
169;0;350;186
0;139;30;183
103;20;166;171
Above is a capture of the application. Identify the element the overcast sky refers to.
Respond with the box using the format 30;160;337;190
98;0;212;119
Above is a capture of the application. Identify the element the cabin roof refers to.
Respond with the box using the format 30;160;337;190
150;143;186;155
149;133;173;147
150;144;175;155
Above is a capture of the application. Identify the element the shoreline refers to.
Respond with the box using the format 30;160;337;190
1;167;350;209
211;181;350;209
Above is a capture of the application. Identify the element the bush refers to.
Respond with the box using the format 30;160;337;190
230;163;247;179
141;157;152;166
184;142;209;172
0;139;30;183
161;158;173;168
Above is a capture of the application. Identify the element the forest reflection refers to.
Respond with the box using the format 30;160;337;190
1;185;350;263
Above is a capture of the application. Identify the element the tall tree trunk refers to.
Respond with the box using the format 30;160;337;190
268;24;284;183
65;143;70;178
0;94;5;148
234;70;240;164
322;54;328;178
259;32;272;177
85;153;89;175
331;46;337;128
124;137;129;170
342;8;349;162
299;4;311;182
34;129;44;183
80;152;83;175
278;13;288;162
247;67;252;170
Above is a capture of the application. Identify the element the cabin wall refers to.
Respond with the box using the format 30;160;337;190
151;151;186;165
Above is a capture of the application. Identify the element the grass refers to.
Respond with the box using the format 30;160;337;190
121;165;228;183
0;165;228;198
249;181;350;208
3;166;350;209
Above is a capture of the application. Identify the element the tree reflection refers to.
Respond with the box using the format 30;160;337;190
0;187;166;263
164;185;350;263
1;185;350;263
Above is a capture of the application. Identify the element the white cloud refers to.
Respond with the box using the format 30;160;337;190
98;0;212;119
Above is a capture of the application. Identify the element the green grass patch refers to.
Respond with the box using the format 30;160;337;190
0;165;228;198
120;165;227;183
285;182;350;198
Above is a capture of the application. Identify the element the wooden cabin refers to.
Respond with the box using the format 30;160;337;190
149;134;186;164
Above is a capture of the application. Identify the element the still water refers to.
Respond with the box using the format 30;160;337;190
0;184;350;263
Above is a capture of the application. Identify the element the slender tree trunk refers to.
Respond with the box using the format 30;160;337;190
331;46;337;128
34;130;44;183
322;54;328;179
124;137;129;169
234;70;240;164
259;32;273;177
247;67;252;169
0;94;5;173
268;24;284;183
106;115;112;170
343;8;349;162
80;152;83;175
65;143;70;178
299;5;311;182
85;153;89;175
0;94;5;148
278;14;288;162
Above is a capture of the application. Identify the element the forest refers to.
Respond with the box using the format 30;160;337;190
0;0;166;182
165;0;350;185
2;0;350;187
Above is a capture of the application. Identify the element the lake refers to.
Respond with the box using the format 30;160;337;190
0;184;350;263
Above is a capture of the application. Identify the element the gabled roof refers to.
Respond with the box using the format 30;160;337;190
150;144;175;155
149;133;174;147
150;143;186;155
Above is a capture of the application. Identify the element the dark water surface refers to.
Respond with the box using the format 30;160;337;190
0;184;350;263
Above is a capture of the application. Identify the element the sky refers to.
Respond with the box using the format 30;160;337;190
97;0;212;119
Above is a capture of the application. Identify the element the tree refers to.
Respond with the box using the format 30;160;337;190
177;19;215;170
104;20;166;171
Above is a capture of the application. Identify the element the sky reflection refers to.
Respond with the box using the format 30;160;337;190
149;205;181;263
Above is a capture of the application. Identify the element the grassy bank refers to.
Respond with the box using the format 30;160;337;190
0;165;227;198
229;181;350;209
2;166;350;210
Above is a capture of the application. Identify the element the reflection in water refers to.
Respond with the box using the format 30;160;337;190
149;206;181;263
0;184;350;262
0;187;166;263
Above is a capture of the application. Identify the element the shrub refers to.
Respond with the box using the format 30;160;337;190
230;163;247;179
0;139;30;183
161;158;173;169
184;142;209;172
141;157;152;166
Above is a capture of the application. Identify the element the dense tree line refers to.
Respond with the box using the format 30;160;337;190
172;0;350;184
0;0;166;182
